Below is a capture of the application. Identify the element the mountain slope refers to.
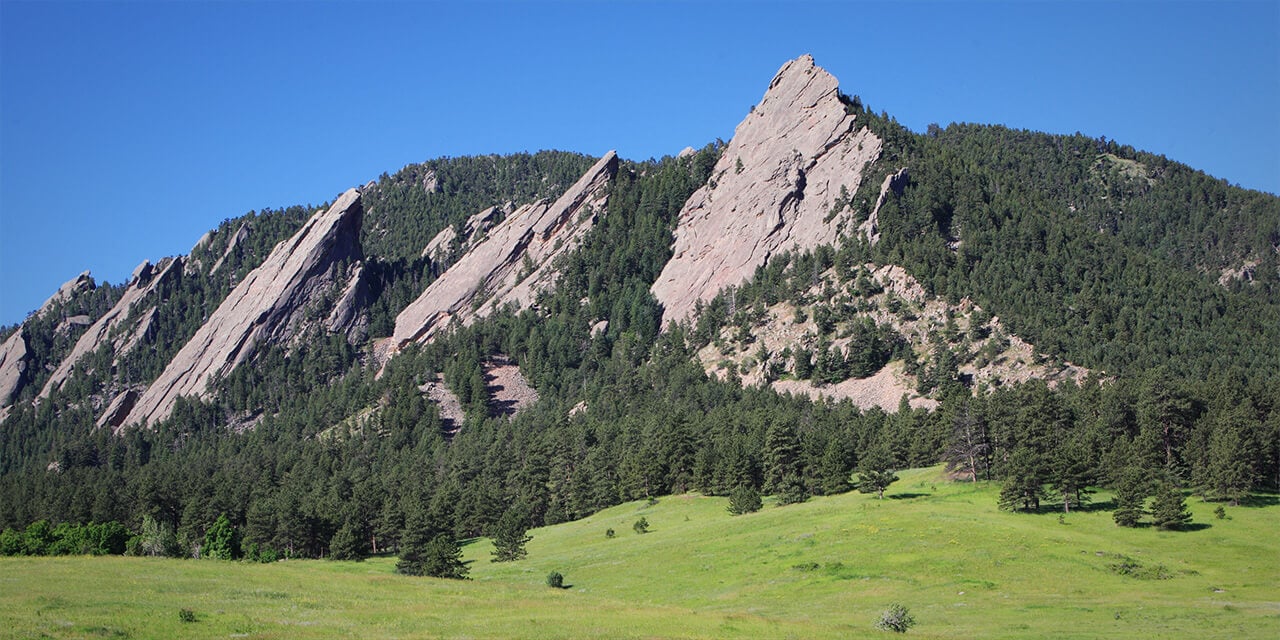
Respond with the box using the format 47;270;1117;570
652;55;881;324
121;189;365;428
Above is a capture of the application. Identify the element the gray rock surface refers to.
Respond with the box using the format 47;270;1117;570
122;189;365;428
651;55;882;324
39;257;182;402
390;152;618;351
859;167;909;246
0;329;30;411
34;271;95;319
210;221;250;275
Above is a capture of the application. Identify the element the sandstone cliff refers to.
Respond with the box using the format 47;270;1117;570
34;271;96;319
38;257;182;402
0;329;29;415
389;152;618;350
121;189;365;428
651;54;882;324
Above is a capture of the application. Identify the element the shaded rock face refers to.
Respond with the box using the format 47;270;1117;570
123;189;365;428
859;167;909;246
651;55;882;324
38;257;183;402
390;152;618;351
0;329;30;410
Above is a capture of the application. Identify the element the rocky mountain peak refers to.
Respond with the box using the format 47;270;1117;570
120;189;365;428
388;151;618;353
38;256;183;404
651;54;882;324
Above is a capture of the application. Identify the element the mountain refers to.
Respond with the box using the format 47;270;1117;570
1;56;1277;560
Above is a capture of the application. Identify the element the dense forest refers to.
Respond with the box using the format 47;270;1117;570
2;105;1278;566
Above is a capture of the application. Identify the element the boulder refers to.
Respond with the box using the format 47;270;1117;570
390;152;618;351
651;54;883;325
122;189;365;428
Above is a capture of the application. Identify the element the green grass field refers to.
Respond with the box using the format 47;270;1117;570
3;467;1277;639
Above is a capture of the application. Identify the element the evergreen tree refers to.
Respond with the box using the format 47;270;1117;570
1151;480;1193;531
1196;409;1255;506
1111;467;1149;528
726;485;762;515
998;448;1048;512
490;508;532;562
855;444;899;499
763;420;808;505
328;519;366;561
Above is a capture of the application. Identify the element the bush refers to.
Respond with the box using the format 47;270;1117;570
546;571;564;588
875;603;915;633
605;528;615;539
178;608;196;623
633;517;649;534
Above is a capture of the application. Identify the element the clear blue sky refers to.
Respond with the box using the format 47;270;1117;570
2;1;1277;327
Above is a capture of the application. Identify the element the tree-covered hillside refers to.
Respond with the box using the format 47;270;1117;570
1;113;1277;565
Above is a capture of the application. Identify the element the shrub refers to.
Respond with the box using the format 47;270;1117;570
875;603;915;633
178;608;196;623
633;517;649;534
605;528;615;539
546;571;564;589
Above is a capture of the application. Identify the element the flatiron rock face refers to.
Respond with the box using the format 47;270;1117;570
38;257;183;402
34;271;96;319
652;54;882;324
0;329;30;414
389;151;618;351
122;189;365;428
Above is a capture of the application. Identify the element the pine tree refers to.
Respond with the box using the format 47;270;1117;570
763;421;808;505
328;519;366;561
727;485;762;515
490;509;532;562
855;444;899;499
1151;480;1193;531
1111;467;1149;528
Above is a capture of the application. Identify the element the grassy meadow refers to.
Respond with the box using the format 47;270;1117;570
3;467;1277;639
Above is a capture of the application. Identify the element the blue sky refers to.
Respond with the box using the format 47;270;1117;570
1;1;1277;327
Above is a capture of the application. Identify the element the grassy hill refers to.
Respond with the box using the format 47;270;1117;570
4;467;1277;639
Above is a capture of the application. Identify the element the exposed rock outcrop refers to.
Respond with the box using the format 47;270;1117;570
122;189;365;428
97;387;141;429
652;54;882;324
0;329;30;412
38;257;182;402
210;221;250;275
859;167;909;246
34;271;95;319
389;152;618;351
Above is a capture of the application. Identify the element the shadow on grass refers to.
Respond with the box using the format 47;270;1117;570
1239;494;1279;508
887;493;931;500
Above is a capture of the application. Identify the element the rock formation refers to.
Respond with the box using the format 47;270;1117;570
210;221;251;274
651;54;883;324
34;271;95;319
38;257;182;402
390;152;618;350
122;189;365;428
859;167;909;246
0;329;30;413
